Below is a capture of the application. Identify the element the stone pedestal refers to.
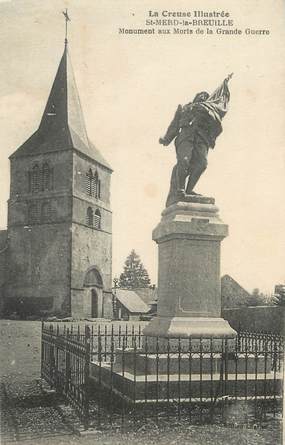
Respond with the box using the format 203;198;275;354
144;196;236;339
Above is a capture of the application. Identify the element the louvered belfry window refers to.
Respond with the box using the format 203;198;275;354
86;169;93;196
85;168;101;199
28;202;40;224
94;209;101;229
29;162;53;193
93;171;100;199
42;163;52;191
31;165;40;193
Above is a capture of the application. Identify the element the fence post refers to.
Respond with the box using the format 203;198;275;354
65;328;71;395
224;338;229;423
40;320;44;380
50;325;56;389
84;325;91;430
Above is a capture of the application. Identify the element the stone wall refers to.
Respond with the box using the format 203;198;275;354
103;292;113;319
4;150;74;316
71;289;113;319
72;152;112;233
70;151;112;319
71;223;112;317
0;320;41;382
5;223;71;316
72;152;111;206
9;151;73;198
8;151;73;228
223;306;285;335
0;230;8;314
4;147;112;319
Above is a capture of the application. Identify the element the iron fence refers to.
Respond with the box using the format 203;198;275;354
41;323;284;430
41;323;91;428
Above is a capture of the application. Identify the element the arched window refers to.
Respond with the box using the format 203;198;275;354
86;169;93;196
86;207;93;226
42;163;53;191
98;179;101;198
94;209;101;229
85;168;101;199
84;267;103;288
28;202;39;225
92;171;97;198
41;201;52;223
31;165;40;193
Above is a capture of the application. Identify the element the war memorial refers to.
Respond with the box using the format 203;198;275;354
86;75;282;413
0;9;283;439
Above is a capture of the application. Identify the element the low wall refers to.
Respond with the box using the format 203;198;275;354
222;306;285;335
0;320;41;383
0;320;148;383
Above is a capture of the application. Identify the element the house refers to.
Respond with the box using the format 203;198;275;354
221;274;250;309
112;289;151;321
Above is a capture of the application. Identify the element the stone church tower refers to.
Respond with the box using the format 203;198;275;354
4;40;113;318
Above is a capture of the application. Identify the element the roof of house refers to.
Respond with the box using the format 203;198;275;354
132;287;158;305
221;274;250;308
10;44;112;171
114;289;150;314
222;275;250;295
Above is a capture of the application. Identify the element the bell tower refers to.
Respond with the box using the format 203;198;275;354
5;14;112;318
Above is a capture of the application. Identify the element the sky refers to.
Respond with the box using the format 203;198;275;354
0;0;285;294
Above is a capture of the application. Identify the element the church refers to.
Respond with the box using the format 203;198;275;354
0;34;113;319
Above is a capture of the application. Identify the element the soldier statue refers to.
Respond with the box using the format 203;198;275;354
160;74;233;207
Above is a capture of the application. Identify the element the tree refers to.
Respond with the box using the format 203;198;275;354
247;288;277;306
273;284;285;306
247;288;267;306
118;250;151;289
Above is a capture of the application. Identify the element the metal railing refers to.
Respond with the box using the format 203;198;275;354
41;323;284;430
41;323;91;428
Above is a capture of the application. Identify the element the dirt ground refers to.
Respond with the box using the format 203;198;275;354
10;427;284;445
0;320;283;445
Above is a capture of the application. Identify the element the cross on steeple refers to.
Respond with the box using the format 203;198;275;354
62;8;70;46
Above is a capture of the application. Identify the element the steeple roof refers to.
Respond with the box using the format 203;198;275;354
11;44;112;171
